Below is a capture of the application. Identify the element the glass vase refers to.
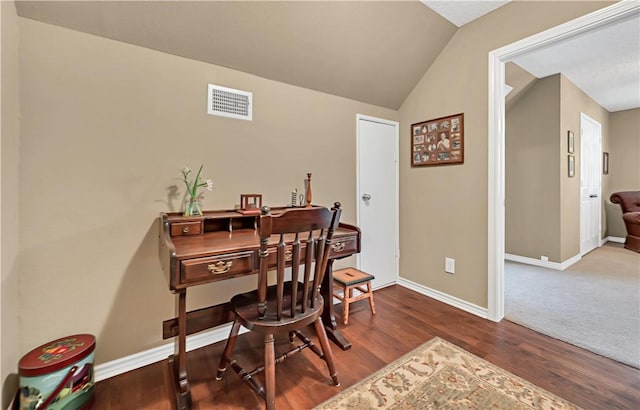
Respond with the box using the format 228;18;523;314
184;199;203;217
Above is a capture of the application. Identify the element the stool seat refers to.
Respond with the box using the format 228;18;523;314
332;268;376;325
333;268;374;286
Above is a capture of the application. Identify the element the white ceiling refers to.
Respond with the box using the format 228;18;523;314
424;0;639;112
512;12;640;112
421;0;510;27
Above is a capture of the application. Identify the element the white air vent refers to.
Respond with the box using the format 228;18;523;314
207;84;252;121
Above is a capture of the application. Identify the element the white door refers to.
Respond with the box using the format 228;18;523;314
357;115;399;288
580;113;602;255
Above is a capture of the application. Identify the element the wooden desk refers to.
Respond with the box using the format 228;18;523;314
158;207;360;409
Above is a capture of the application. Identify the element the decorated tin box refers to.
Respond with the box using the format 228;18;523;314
19;334;95;410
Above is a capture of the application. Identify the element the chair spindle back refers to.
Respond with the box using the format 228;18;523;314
257;203;342;321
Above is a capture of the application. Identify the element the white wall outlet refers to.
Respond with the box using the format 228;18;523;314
445;257;455;274
541;256;549;262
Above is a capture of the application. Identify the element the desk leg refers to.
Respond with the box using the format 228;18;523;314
321;260;352;351
169;290;192;409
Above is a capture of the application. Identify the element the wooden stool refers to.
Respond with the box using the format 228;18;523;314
332;268;376;325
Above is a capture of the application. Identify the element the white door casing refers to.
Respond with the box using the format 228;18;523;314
356;115;399;289
579;113;602;255
487;2;639;322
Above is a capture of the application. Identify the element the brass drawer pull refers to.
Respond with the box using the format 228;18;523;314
285;249;292;261
331;242;345;252
207;261;233;274
182;226;190;233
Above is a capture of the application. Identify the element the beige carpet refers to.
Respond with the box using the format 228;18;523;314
315;337;578;409
506;242;640;367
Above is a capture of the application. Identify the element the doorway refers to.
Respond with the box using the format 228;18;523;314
580;113;602;255
487;1;638;321
356;114;399;289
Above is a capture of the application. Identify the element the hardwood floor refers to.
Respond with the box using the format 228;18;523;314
93;285;640;409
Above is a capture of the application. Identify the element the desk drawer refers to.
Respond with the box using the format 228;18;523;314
171;221;202;237
265;245;308;267
329;237;358;258
181;251;255;285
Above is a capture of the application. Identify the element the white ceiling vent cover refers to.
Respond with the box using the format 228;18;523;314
207;84;252;121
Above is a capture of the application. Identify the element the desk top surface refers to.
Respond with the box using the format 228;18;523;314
159;207;360;290
170;226;357;260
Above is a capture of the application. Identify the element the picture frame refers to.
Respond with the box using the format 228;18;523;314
411;113;464;167
568;130;575;154
568;155;575;178
237;193;262;215
603;152;609;175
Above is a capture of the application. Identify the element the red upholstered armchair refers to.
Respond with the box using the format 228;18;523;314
610;191;640;253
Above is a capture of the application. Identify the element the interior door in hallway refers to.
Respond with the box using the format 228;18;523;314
356;115;398;289
580;113;602;255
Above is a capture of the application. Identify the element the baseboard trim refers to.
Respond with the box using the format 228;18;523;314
605;236;625;244
93;277;468;382
94;323;247;382
397;277;488;319
504;253;581;271
95;281;400;383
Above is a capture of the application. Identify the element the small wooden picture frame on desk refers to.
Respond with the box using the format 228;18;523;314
237;194;262;215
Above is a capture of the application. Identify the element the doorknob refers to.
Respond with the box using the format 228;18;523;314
362;193;372;201
590;194;598;198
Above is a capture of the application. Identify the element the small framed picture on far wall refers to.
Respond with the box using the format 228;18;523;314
568;155;575;177
568;130;575;154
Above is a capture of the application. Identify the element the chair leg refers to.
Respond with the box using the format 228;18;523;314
264;333;276;410
367;281;376;315
313;318;340;386
216;320;241;380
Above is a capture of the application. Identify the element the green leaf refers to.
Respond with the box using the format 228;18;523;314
191;164;204;198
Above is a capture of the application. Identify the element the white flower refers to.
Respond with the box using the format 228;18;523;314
178;164;213;200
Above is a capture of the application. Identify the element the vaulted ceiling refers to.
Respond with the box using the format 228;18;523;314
14;1;640;112
15;1;460;110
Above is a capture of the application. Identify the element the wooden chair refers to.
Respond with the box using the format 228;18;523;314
216;203;342;410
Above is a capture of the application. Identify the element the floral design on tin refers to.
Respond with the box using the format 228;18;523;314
38;338;85;364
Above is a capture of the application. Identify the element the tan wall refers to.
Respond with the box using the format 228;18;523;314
505;73;611;263
607;108;640;237
18;18;397;364
560;75;610;260
10;0;617;369
1;0;21;406
609;108;640;191
505;62;538;111
506;75;561;261
398;1;610;307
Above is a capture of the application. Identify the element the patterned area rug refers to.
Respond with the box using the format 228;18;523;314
315;337;579;409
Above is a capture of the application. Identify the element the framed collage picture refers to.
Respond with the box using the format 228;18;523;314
411;113;464;167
